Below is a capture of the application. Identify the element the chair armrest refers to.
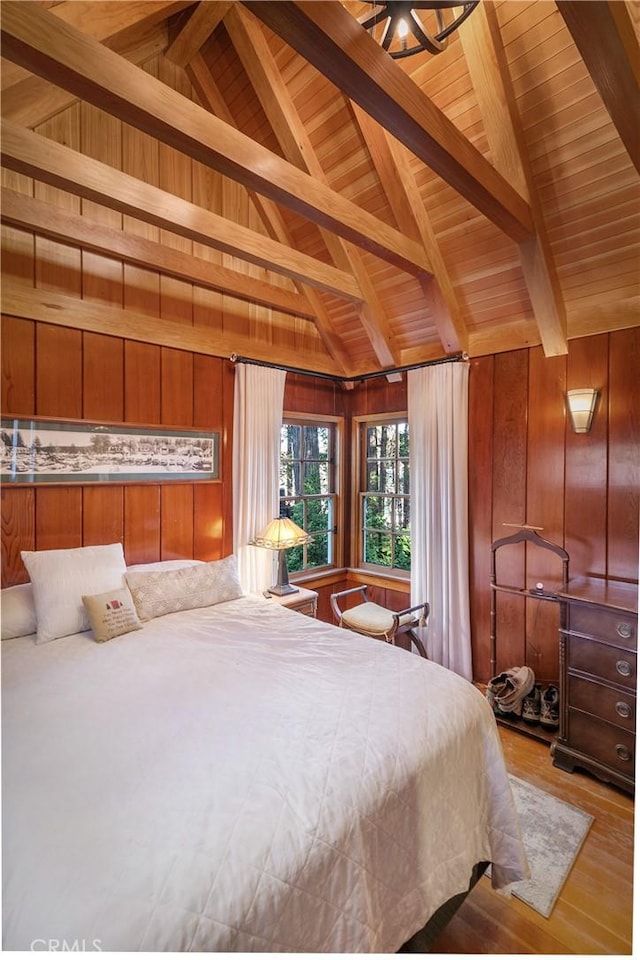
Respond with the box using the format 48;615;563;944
394;601;430;626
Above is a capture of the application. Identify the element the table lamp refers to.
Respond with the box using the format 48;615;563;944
252;517;313;596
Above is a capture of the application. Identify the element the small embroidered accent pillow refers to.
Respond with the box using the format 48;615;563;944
83;586;143;643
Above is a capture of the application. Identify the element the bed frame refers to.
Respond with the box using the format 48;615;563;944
399;861;489;952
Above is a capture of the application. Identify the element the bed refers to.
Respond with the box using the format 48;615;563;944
2;546;528;953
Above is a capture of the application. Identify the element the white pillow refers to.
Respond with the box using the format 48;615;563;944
1;583;37;639
126;559;205;573
125;555;243;621
21;543;127;644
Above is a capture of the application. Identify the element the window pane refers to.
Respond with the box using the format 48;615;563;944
364;530;392;567
380;424;397;459
286;544;304;573
288;499;304;528
364;495;395;531
280;460;302;497
367;425;386;460
365;494;394;529
394;497;410;532
398;460;410;495
378;461;396;494
398;421;409;457
307;532;329;568
304;461;329;494
393;534;411;570
305;425;329;460
306;496;331;533
281;424;301;458
366;461;380;492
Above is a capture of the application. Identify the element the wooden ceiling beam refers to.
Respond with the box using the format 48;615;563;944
557;0;640;174
2;23;170;130
0;188;317;321
1;1;193;92
0;0;431;279
242;0;534;244
460;2;567;357
350;103;468;356
186;52;353;374
165;1;232;69
224;3;399;366
1;280;339;376
0;120;363;304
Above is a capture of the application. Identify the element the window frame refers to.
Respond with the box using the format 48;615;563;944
351;412;411;579
280;411;344;576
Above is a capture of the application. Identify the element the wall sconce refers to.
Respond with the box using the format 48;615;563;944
566;388;599;434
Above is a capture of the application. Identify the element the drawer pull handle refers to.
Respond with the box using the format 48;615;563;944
617;622;633;640
616;660;632;677
615;701;632;719
615;744;632;762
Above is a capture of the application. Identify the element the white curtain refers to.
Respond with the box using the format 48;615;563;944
233;363;286;594
407;362;472;679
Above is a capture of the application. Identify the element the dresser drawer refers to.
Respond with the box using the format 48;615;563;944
568;604;637;650
567;635;636;690
568;709;635;778
568;675;636;732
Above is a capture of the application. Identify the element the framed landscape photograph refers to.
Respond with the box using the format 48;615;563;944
0;418;219;485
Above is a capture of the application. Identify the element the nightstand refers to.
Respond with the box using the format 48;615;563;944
269;587;318;618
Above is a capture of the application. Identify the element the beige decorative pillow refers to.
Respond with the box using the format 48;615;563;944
125;554;243;621
82;586;143;643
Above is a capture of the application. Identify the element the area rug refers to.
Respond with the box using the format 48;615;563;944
495;774;594;918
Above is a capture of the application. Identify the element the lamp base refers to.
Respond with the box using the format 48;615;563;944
268;583;299;596
268;548;299;596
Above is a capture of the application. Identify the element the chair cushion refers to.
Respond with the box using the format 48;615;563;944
341;602;416;639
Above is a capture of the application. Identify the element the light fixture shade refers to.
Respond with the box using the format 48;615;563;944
252;517;313;550
359;1;479;58
566;388;599;434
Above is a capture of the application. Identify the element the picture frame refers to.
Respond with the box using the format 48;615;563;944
0;417;219;485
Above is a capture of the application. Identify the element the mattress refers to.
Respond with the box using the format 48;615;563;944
2;594;527;952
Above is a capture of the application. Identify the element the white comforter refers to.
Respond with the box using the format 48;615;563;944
2;595;527;952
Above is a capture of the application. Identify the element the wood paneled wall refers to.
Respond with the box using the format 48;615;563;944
471;329;639;682
2;324;638;684
1;315;235;586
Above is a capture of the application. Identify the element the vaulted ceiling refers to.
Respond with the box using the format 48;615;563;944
1;1;639;379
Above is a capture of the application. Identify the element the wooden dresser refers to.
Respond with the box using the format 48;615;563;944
553;578;638;794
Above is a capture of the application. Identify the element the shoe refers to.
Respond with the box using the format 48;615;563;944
486;668;520;715
540;685;560;729
522;683;541;724
487;666;535;718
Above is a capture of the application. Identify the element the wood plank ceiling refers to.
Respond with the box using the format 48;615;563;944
1;0;639;378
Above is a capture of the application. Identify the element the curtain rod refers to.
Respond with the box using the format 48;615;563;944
229;352;468;383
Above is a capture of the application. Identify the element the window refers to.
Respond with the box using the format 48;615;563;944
360;418;410;573
279;418;339;574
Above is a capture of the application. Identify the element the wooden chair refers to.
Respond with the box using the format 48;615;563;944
330;585;429;658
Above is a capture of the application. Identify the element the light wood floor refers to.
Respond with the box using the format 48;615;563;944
429;726;635;954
